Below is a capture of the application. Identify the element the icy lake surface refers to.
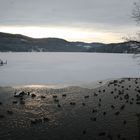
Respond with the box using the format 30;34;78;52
0;52;140;86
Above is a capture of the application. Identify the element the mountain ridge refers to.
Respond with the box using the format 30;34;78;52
0;32;139;53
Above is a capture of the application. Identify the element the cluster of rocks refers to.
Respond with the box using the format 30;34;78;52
0;78;140;139
80;78;140;139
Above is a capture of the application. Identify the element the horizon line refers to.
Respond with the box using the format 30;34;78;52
0;31;128;44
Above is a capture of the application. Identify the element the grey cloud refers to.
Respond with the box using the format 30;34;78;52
0;0;137;29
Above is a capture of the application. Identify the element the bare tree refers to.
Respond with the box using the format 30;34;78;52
133;0;140;23
128;0;140;55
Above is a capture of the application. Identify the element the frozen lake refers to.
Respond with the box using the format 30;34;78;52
0;52;140;86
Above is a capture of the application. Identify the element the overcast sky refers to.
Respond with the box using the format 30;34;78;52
0;0;139;43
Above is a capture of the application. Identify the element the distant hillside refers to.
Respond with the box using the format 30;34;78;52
0;32;140;53
88;41;140;53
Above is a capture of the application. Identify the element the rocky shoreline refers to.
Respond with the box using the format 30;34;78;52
0;78;140;140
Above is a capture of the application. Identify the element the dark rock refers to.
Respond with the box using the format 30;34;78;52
130;101;133;105
53;95;57;98
128;78;131;81
114;80;118;83
98;132;106;136
103;112;106;115
131;98;134;101
82;130;86;135
137;90;140;93
107;134;113;140
35;118;42;123
90;117;96;121
111;105;115;109
117;134;121;139
7;110;13;115
121;137;126;140
31;94;36;98
30;119;37;125
114;88;117;91
62;94;67;97
30;118;43;125
126;100;129;103
115;111;120;115
118;91;123;95
120;104;125;110
98;90;101;93
136;113;140;117
13;100;18;104
0;115;5;118
111;91;114;94
94;93;98;96
43;117;49;122
82;103;86;106
92;109;97;113
84;95;89;99
136;94;140;100
70;102;76;105
20;97;24;101
57;104;61;108
123;120;127;125
54;99;59;102
136;101;140;104
98;103;101;107
20;100;25;104
14;91;26;97
124;94;129;100
41;95;46;99
114;84;117;86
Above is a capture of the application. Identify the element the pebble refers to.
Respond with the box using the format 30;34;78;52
115;111;120;115
0;115;5;118
98;132;106;136
53;95;57;98
123;120;127;125
13;100;18;104
62;94;67;97
120;105;125;110
111;105;115;109
92;109;97;113
90;117;96;121
54;99;59;102
41;95;46;99
82;103;86;106
43;117;50;122
103;112;106;115
7;110;13;115
31;94;36;98
70;102;76;105
107;134;113;140
57;104;61;108
84;95;89;99
82;130;86;135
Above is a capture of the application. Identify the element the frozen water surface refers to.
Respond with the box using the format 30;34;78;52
0;52;139;86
